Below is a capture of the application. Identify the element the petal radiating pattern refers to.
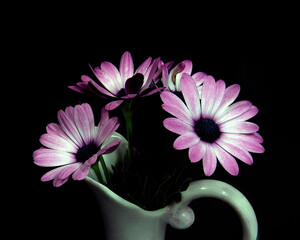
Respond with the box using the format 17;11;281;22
213;84;240;119
74;104;94;145
96;139;121;155
105;100;124;111
220;121;259;133
161;70;264;176
201;75;216;118
101;61;123;90
53;177;69;187
120;51;134;83
161;90;193;125
163;118;194;135
231;106;259;122
210;80;226;116
213;143;239;176
162;104;194;126
221;133;265;153
34;149;76;167
36;51;265;188
216;137;253;165
203;144;217;176
58;163;82;180
173;132;200;150
57;109;84;147
69;51;162;111
33;103;120;186
94;117;120;147
39;133;78;153
181;73;201;121
41;165;73;182
93;67;119;95
135;57;152;75
72;163;91;181
216;100;252;124
188;142;206;163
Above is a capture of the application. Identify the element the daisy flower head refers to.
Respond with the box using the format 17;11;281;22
69;51;162;111
33;103;121;187
161;60;207;97
161;73;264;176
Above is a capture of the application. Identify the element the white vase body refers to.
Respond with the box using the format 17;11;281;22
85;177;257;240
85;133;258;240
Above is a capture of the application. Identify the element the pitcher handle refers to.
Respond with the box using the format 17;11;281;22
167;179;258;240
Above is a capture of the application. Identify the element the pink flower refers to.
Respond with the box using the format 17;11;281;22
161;73;264;176
69;51;162;110
33;103;121;187
161;60;207;96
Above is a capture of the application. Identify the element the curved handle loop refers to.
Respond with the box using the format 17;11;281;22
168;180;258;240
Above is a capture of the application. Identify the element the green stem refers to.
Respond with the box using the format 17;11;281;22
121;100;135;164
99;155;110;184
151;175;172;203
91;161;104;184
91;155;111;185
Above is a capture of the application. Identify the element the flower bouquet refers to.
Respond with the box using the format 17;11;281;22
33;51;264;239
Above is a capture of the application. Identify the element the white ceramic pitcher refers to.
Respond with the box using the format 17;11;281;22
85;133;257;240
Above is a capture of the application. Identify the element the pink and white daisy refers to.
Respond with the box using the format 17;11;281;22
69;51;162;111
33;103;121;187
161;73;264;176
161;60;207;96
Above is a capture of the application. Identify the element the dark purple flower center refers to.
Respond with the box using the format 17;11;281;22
117;88;127;98
76;143;98;162
117;73;144;97
195;118;221;143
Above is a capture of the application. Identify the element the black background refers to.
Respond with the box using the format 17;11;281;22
8;3;298;240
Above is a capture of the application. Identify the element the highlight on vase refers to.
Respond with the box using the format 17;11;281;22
33;103;121;187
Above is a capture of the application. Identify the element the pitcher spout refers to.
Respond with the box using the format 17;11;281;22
85;176;169;240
